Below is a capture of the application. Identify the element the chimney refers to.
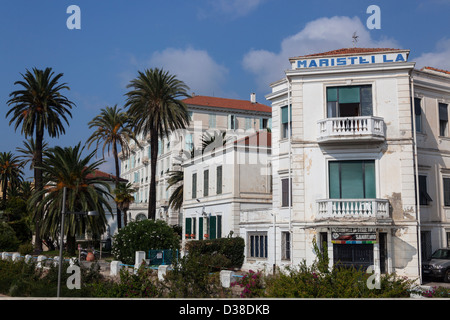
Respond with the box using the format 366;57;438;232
250;92;256;104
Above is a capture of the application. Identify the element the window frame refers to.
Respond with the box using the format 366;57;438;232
248;232;268;259
326;85;373;118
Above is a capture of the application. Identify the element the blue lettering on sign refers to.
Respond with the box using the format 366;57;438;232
383;55;393;63
395;54;405;62
359;56;369;64
309;60;317;67
295;53;407;69
348;57;358;65
319;59;329;67
297;60;307;68
337;57;346;66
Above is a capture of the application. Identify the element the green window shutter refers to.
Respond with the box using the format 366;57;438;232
439;103;448;121
329;162;341;199
217;215;222;238
329;161;376;199
364;161;376;198
192;173;197;199
209;216;217;239
204;170;209;197
185;218;192;236
360;85;373;116
339;86;360;104
327;87;338;102
340;162;364;199
281;106;292;124
199;217;203;240
217;166;222;194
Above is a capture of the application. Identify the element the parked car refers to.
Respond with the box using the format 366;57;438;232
422;248;450;282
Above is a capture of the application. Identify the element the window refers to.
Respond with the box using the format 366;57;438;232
260;118;269;130
228;115;237;130
439;103;448;136
209;114;216;128
419;175;432;205
185;133;193;152
329;160;375;199
281;105;292;138
282;232;291;260
447;232;450;248
281;178;292;207
216;166;222;194
249;232;268;259
185;217;197;239
414;98;422;133
444;178;450;206
326;85;373;118
203;169;209;197
206;215;222;240
192;173;197;199
245;118;252;130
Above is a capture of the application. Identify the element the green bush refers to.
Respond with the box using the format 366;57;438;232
18;242;34;255
92;266;160;298
163;252;230;298
186;236;245;270
112;219;180;265
0;222;20;251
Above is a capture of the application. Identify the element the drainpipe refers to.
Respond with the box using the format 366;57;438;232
287;76;293;265
410;75;423;284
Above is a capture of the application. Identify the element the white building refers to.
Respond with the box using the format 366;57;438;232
240;47;450;281
182;131;272;247
119;94;271;230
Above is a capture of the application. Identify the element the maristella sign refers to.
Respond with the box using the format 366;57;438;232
295;52;408;69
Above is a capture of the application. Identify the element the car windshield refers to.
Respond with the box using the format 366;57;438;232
431;249;450;259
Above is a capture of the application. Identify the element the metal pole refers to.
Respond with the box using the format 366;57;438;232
57;187;66;298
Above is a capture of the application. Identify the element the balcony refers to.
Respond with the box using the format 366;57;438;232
316;199;390;221
317;116;385;144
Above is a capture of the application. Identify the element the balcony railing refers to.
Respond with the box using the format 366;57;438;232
318;116;385;143
316;199;389;220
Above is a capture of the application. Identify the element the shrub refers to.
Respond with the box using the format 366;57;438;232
18;242;34;255
92;266;160;298
112;219;180;265
163;251;229;298
0;222;20;251
231;270;265;298
186;236;245;270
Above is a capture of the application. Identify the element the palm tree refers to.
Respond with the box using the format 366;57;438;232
0;152;24;204
87;105;137;229
6;67;75;252
113;182;135;227
29;143;111;255
201;130;229;153
16;138;48;170
125;68;190;220
166;170;184;212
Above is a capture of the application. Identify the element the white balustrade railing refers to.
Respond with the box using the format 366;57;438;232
316;199;389;220
318;116;385;141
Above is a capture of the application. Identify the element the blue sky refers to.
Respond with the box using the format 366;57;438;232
1;0;450;178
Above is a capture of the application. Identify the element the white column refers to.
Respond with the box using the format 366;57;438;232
110;261;123;276
134;251;146;273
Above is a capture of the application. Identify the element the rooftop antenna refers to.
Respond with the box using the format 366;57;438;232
352;32;359;47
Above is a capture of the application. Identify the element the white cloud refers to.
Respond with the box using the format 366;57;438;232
148;47;229;96
242;16;400;89
414;38;450;70
118;47;229;97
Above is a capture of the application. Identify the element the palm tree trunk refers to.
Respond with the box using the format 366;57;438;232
33;128;44;253
113;142;122;229
148;130;158;220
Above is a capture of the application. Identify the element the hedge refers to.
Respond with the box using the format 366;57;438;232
186;236;245;270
